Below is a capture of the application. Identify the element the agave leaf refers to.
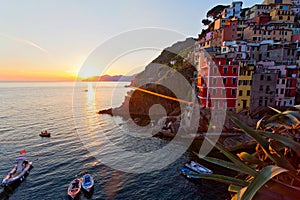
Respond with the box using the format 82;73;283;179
232;187;247;200
256;116;266;130
268;106;282;114
257;130;300;157
241;165;288;200
227;112;295;171
205;138;257;176
237;152;266;166
228;184;243;193
191;173;249;187
196;154;249;174
282;111;300;121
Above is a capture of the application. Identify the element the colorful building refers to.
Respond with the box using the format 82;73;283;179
222;2;243;19
237;62;255;113
197;51;239;110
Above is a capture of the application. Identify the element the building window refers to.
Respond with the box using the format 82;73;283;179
259;85;263;91
259;98;263;106
212;89;217;95
224;67;228;74
222;89;226;95
247;90;250;96
232;78;237;84
276;89;278;94
243;80;247;85
233;67;237;74
239;80;242;85
267;76;271;81
280;89;284;94
232;89;236;96
239;90;243;96
249;80;252;85
282;79;285;84
212;78;217;85
260;75;264;80
213;67;218;74
223;78;227;84
266;85;270;92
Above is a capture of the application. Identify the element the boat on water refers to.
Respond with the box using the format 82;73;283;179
185;161;213;174
81;174;94;193
39;130;51;137
68;178;81;199
1;157;33;187
180;167;201;179
181;161;212;180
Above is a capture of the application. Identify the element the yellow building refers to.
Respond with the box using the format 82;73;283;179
243;26;292;42
262;0;292;4
236;63;255;113
270;5;294;23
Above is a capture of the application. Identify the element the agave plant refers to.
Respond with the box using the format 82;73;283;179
193;107;300;200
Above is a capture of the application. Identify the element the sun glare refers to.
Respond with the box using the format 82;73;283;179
78;66;101;79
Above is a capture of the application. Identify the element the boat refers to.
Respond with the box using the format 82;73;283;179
39;130;51;137
184;161;213;174
68;178;81;199
1;157;33;186
180;167;201;179
81;174;94;192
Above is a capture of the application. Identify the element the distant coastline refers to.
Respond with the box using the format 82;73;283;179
81;75;135;82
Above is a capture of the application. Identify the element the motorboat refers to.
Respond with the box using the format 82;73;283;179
68;178;81;199
1;157;33;186
184;161;213;174
180;167;201;179
39;130;51;137
81;174;94;192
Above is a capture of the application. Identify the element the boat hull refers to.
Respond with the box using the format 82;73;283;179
68;179;81;199
81;174;94;193
1;162;33;187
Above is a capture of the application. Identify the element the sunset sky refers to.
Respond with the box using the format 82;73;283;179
0;0;258;81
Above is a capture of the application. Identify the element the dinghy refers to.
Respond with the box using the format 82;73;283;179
68;178;81;199
185;161;212;174
81;174;94;192
39;130;51;137
1;157;33;186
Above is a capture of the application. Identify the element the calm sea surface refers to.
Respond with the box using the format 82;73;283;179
0;82;229;200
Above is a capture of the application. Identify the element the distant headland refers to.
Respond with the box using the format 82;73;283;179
81;74;135;82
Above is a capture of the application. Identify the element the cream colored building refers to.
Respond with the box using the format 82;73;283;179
262;0;292;5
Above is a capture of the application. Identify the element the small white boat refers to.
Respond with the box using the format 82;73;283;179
68;178;81;199
1;157;33;186
185;161;213;174
81;174;94;192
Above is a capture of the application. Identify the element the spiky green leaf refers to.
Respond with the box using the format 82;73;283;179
237;152;266;166
227;112;295;171
196;155;249;174
257;130;300;157
204;138;257;176
241;165;288;200
191;173;249;187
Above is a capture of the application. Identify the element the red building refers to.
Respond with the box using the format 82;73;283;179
222;18;239;42
198;53;239;109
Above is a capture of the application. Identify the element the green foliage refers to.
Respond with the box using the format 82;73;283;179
195;107;300;200
206;5;229;19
